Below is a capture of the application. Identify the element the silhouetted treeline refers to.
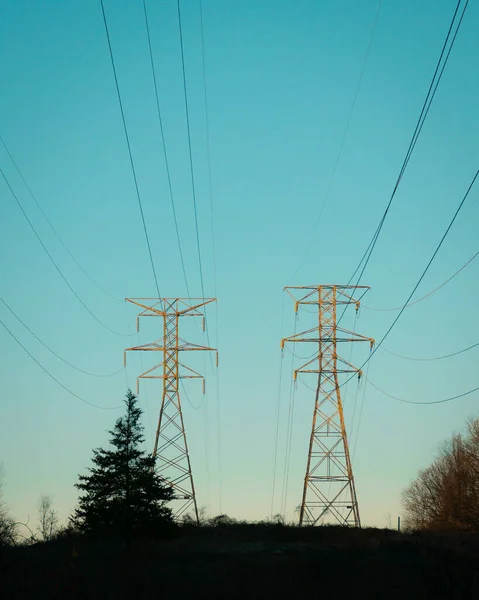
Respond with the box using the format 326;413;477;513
403;418;479;530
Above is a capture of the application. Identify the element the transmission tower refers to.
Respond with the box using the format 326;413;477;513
124;298;217;523
281;285;374;527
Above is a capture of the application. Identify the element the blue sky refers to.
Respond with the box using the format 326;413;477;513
0;0;478;528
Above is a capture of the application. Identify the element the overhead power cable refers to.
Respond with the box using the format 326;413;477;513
198;0;218;305
0;136;122;302
176;0;206;302
100;0;161;298
343;167;479;389
180;378;203;410
0;317;122;410
0;296;124;378
176;0;215;374
271;292;285;518
280;314;298;518
341;309;359;442
201;363;212;514
345;0;469;295
1;168;133;337
339;166;478;460
347;380;361;446
362;249;478;312
291;0;384;280
213;303;223;513
142;0;191;300
367;169;478;356
197;0;220;513
198;0;221;354
351;359;371;462
367;378;479;406
383;341;479;362
297;375;319;394
284;345;319;360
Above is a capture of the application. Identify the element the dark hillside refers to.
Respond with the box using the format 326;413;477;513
1;525;478;599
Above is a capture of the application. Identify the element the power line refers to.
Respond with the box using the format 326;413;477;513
284;346;318;360
179;373;210;511
347;379;361;446
368;378;479;406
271;355;284;519
140;0;217;515
362;249;479;312
176;0;215;374
1;167;133;337
368;169;478;356
100;0;161;298
198;0;221;513
296;376;317;394
176;0;207;303
180;378;203;411
340;166;478;459
281;380;298;520
0;317;121;410
280;314;298;518
198;0;220;358
345;0;468;295
198;0;218;303
204;390;212;516
339;309;358;410
351;359;371;462
343;167;479;389
142;0;191;300
143;2;216;515
214;303;223;513
134;329;155;448
271;292;285;518
348;0;467;286
0;135;123;303
0;296;124;378
383;341;479;362
291;0;384;280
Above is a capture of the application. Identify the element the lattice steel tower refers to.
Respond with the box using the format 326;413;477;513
281;286;374;527
124;298;217;523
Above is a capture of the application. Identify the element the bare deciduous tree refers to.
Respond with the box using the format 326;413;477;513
402;418;479;530
37;494;58;541
0;464;16;546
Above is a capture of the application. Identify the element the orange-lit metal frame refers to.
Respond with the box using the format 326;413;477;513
124;298;217;523
282;286;374;527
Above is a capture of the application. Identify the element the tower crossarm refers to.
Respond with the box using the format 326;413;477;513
281;326;374;349
284;285;370;308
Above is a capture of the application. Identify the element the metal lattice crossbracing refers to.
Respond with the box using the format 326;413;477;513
124;298;217;523
282;286;374;527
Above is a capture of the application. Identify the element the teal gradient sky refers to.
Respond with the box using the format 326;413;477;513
0;0;478;528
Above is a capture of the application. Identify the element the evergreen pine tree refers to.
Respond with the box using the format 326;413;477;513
72;390;174;538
